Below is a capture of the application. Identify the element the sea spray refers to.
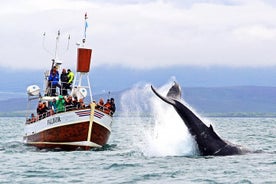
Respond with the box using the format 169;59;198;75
120;83;152;117
120;82;198;157
119;83;154;152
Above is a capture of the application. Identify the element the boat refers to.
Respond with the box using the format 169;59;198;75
23;16;114;151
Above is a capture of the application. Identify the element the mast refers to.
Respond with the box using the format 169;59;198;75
54;30;60;60
42;30;70;97
71;13;93;102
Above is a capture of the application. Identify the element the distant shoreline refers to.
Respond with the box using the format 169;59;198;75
2;111;276;118
2;86;276;117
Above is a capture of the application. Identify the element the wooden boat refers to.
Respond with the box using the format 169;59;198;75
23;20;113;150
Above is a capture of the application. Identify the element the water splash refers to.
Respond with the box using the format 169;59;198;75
120;82;152;117
120;80;198;157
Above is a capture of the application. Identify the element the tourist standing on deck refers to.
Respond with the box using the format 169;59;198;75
48;66;60;96
60;68;69;96
67;69;74;90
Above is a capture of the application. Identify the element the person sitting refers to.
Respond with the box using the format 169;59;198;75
103;99;111;114
96;98;104;111
43;101;51;117
77;98;86;109
28;113;37;123
72;96;78;110
37;102;47;119
109;98;116;115
65;95;74;111
56;95;65;113
49;98;57;114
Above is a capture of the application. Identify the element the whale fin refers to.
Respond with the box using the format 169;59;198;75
208;124;225;142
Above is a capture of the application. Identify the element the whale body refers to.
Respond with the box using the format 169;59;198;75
151;82;249;156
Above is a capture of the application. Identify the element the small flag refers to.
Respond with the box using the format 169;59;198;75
84;13;88;39
85;21;88;29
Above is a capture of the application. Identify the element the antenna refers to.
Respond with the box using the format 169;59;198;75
43;30;72;67
54;30;60;60
61;34;71;57
67;34;71;50
42;32;53;56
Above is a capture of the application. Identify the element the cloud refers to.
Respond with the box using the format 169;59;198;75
233;25;276;41
0;0;276;70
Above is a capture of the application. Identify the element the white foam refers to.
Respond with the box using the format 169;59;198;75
120;80;198;157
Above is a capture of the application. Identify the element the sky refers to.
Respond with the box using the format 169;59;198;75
1;0;276;70
1;0;276;95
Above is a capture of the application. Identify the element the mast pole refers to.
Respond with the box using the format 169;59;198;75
54;30;60;60
83;12;88;47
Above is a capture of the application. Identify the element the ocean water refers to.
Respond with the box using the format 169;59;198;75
0;116;275;183
1;84;276;183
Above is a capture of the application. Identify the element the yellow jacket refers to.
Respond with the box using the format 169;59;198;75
67;71;74;84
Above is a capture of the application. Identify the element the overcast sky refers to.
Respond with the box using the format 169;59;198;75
1;0;276;71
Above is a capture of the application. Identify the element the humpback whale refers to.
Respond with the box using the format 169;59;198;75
151;82;249;156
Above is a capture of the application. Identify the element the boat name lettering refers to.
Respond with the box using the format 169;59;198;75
47;117;61;125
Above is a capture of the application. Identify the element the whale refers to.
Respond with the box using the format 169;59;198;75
151;82;249;156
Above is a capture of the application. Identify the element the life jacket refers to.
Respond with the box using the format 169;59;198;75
103;102;111;114
98;98;104;106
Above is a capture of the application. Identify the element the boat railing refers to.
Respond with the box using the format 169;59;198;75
25;102;90;124
64;104;87;112
95;104;114;116
26;110;53;124
45;81;70;96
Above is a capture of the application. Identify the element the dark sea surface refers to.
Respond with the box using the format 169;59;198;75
0;115;275;184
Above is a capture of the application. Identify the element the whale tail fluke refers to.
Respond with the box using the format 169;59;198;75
166;82;181;100
151;85;175;105
151;82;182;106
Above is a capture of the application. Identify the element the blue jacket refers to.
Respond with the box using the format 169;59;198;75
49;72;59;86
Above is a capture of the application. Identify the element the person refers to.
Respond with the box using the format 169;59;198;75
28;113;36;123
110;98;116;115
48;66;61;96
60;68;69;96
96;98;104;110
56;95;65;113
103;99;111;114
72;96;78;109
67;69;74;90
65;95;74;110
43;101;50;117
49;98;57;114
37;102;47;119
78;98;86;109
